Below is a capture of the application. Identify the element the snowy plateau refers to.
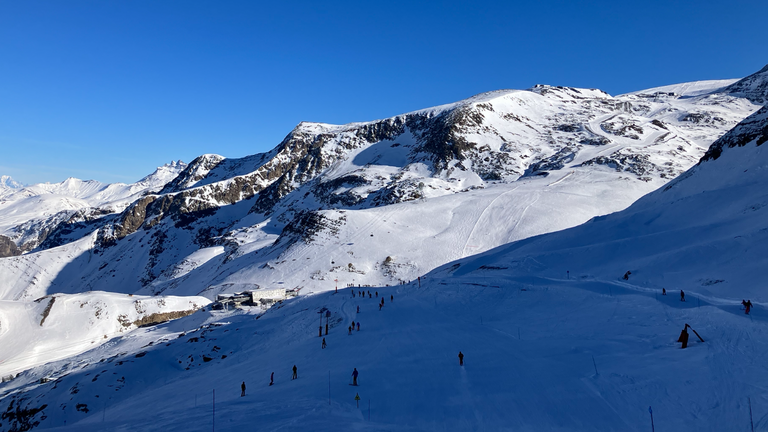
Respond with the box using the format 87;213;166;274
0;65;767;431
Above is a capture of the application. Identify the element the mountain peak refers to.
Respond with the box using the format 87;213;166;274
0;175;24;189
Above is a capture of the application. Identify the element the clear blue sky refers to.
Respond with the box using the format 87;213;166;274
1;0;766;185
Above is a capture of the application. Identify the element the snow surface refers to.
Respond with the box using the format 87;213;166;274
0;292;209;377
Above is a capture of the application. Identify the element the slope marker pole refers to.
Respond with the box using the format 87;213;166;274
649;406;654;432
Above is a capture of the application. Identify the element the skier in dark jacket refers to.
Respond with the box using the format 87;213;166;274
292;365;298;380
241;381;246;396
352;368;359;386
348;325;352;335
678;325;690;349
623;271;631;280
357;305;360;313
745;300;753;315
322;338;327;349
357;322;360;331
458;351;464;366
680;290;685;302
662;288;666;295
391;295;393;302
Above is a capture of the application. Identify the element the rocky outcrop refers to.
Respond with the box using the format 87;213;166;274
723;64;768;105
0;234;21;257
700;105;768;163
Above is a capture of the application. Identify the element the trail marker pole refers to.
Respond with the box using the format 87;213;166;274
592;355;599;375
749;397;754;432
649;406;654;432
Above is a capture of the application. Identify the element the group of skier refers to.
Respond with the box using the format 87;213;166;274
241;282;461;400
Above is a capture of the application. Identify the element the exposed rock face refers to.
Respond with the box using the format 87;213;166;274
700;105;768;163
0;234;21;257
723;64;768;105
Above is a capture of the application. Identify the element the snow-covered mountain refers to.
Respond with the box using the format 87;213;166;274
0;161;186;254
1;105;766;431
1;66;766;302
0;176;24;199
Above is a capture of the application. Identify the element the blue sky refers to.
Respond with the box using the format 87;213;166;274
1;0;767;185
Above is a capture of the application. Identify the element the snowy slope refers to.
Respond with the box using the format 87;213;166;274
0;292;209;378
0;177;24;200
0;161;186;252
1;92;766;432
1;66;764;302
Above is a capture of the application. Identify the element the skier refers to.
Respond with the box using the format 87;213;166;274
391;295;393;302
292;365;298;380
348;325;352;335
357;305;360;313
351;368;359;386
458;351;464;366
322;338;327;349
678;324;690;349
375;291;378;297
680;290;686;302
241;381;246;397
270;372;274;386
369;292;372;298
745;300;753;315
352;320;355;329
662;288;666;296
357;322;360;331
623;271;631;280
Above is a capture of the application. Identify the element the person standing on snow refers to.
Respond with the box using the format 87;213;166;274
745;300;753;315
391;295;393;302
348;325;352;335
357;322;360;331
322;338;327;349
241;381;246;397
662;288;666;296
352;320;355;329
680;290;686;302
292;365;298;380
352;368;359;386
678;325;690;349
458;351;464;366
357;305;360;313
